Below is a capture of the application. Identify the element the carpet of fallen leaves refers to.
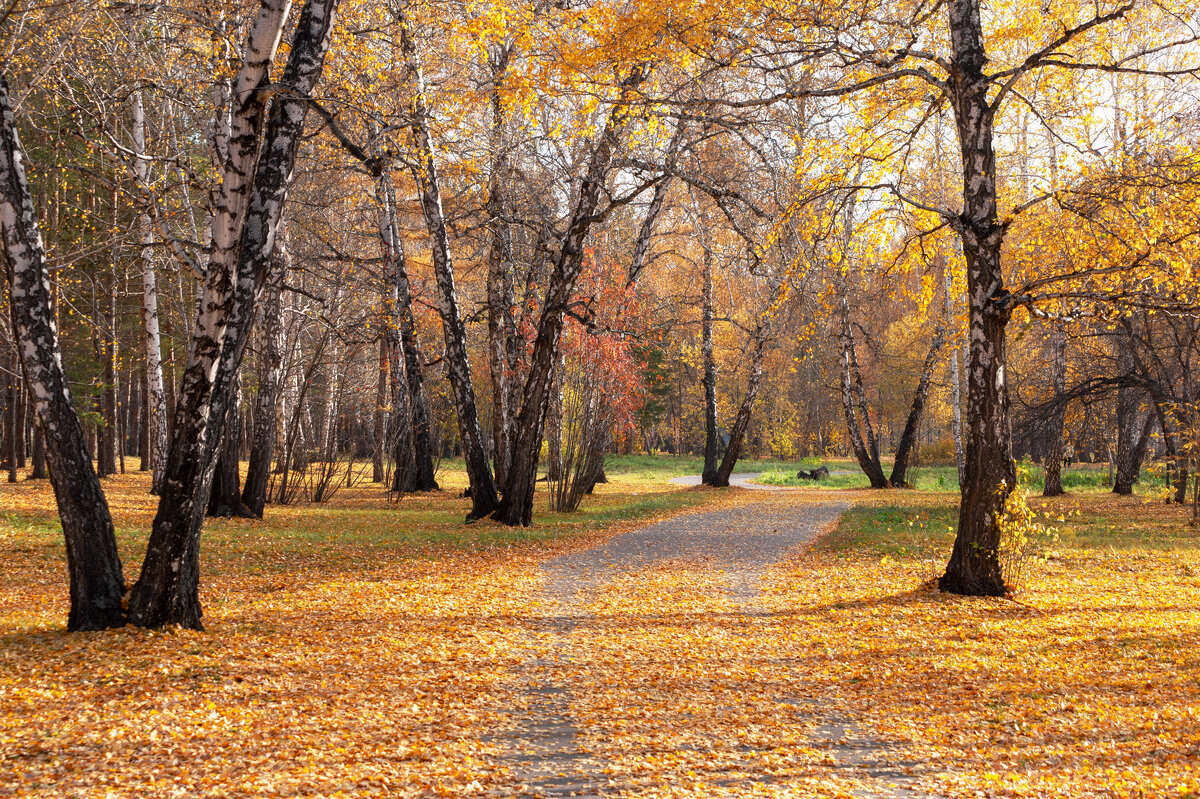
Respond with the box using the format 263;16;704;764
544;492;1200;798
2;545;541;795
3;468;1199;798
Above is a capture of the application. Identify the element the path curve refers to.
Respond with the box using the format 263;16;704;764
668;470;859;490
667;472;783;490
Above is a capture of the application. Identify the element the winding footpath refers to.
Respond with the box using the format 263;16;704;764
493;491;933;798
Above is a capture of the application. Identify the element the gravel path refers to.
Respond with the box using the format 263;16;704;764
496;497;930;798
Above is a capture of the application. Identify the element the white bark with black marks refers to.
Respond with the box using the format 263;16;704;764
0;75;126;631
939;0;1016;597
397;9;495;517
129;0;339;629
242;232;290;516
132;90;169;492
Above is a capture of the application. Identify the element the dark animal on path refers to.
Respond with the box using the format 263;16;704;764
796;466;830;481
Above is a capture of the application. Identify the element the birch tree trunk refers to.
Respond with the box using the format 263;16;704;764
132;89;169;493
939;0;1017;597
1042;322;1068;496
700;237;720;485
6;354;17;483
30;414;46;479
377;172;436;492
889;325;946;487
373;336;388;483
207;376;245;517
837;286;888;488
397;12;492;514
945;269;966;488
241;234;289;516
493;67;650;526
713;328;767;487
485;41;519;490
130;0;339;629
99;272;118;477
0;74;126;630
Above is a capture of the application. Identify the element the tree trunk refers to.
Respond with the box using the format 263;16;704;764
373;336;388;483
376;172;434;492
713;328;767;487
133;89;169;493
398;13;495;518
700;238;720;485
129;0;339;629
29;416;46;479
890;324;946;487
493;67;650;526
485;42;518;491
0;74;126;630
838;287;888;488
138;371;150;470
6;352;17;483
1112;357;1148;496
207;378;246;518
99;275;118;478
241;235;289;517
14;367;25;469
1042;322;1068;496
945;270;966;488
939;0;1016;597
545;353;564;483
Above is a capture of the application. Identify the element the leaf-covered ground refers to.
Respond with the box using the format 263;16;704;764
2;463;1198;797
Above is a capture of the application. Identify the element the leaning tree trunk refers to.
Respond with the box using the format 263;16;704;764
713;328;767;487
133;89;169;493
0;74;126;630
398;12;496;518
493;67;650;526
939;0;1016;597
890;324;946;487
29;415;46;479
241;234;289;517
129;0;338;630
1043;321;1068;496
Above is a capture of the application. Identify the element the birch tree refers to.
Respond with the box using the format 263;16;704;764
131;89;168;492
396;5;497;517
0;74;126;631
129;0;340;629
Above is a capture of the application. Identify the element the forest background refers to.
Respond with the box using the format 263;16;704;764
0;0;1199;628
